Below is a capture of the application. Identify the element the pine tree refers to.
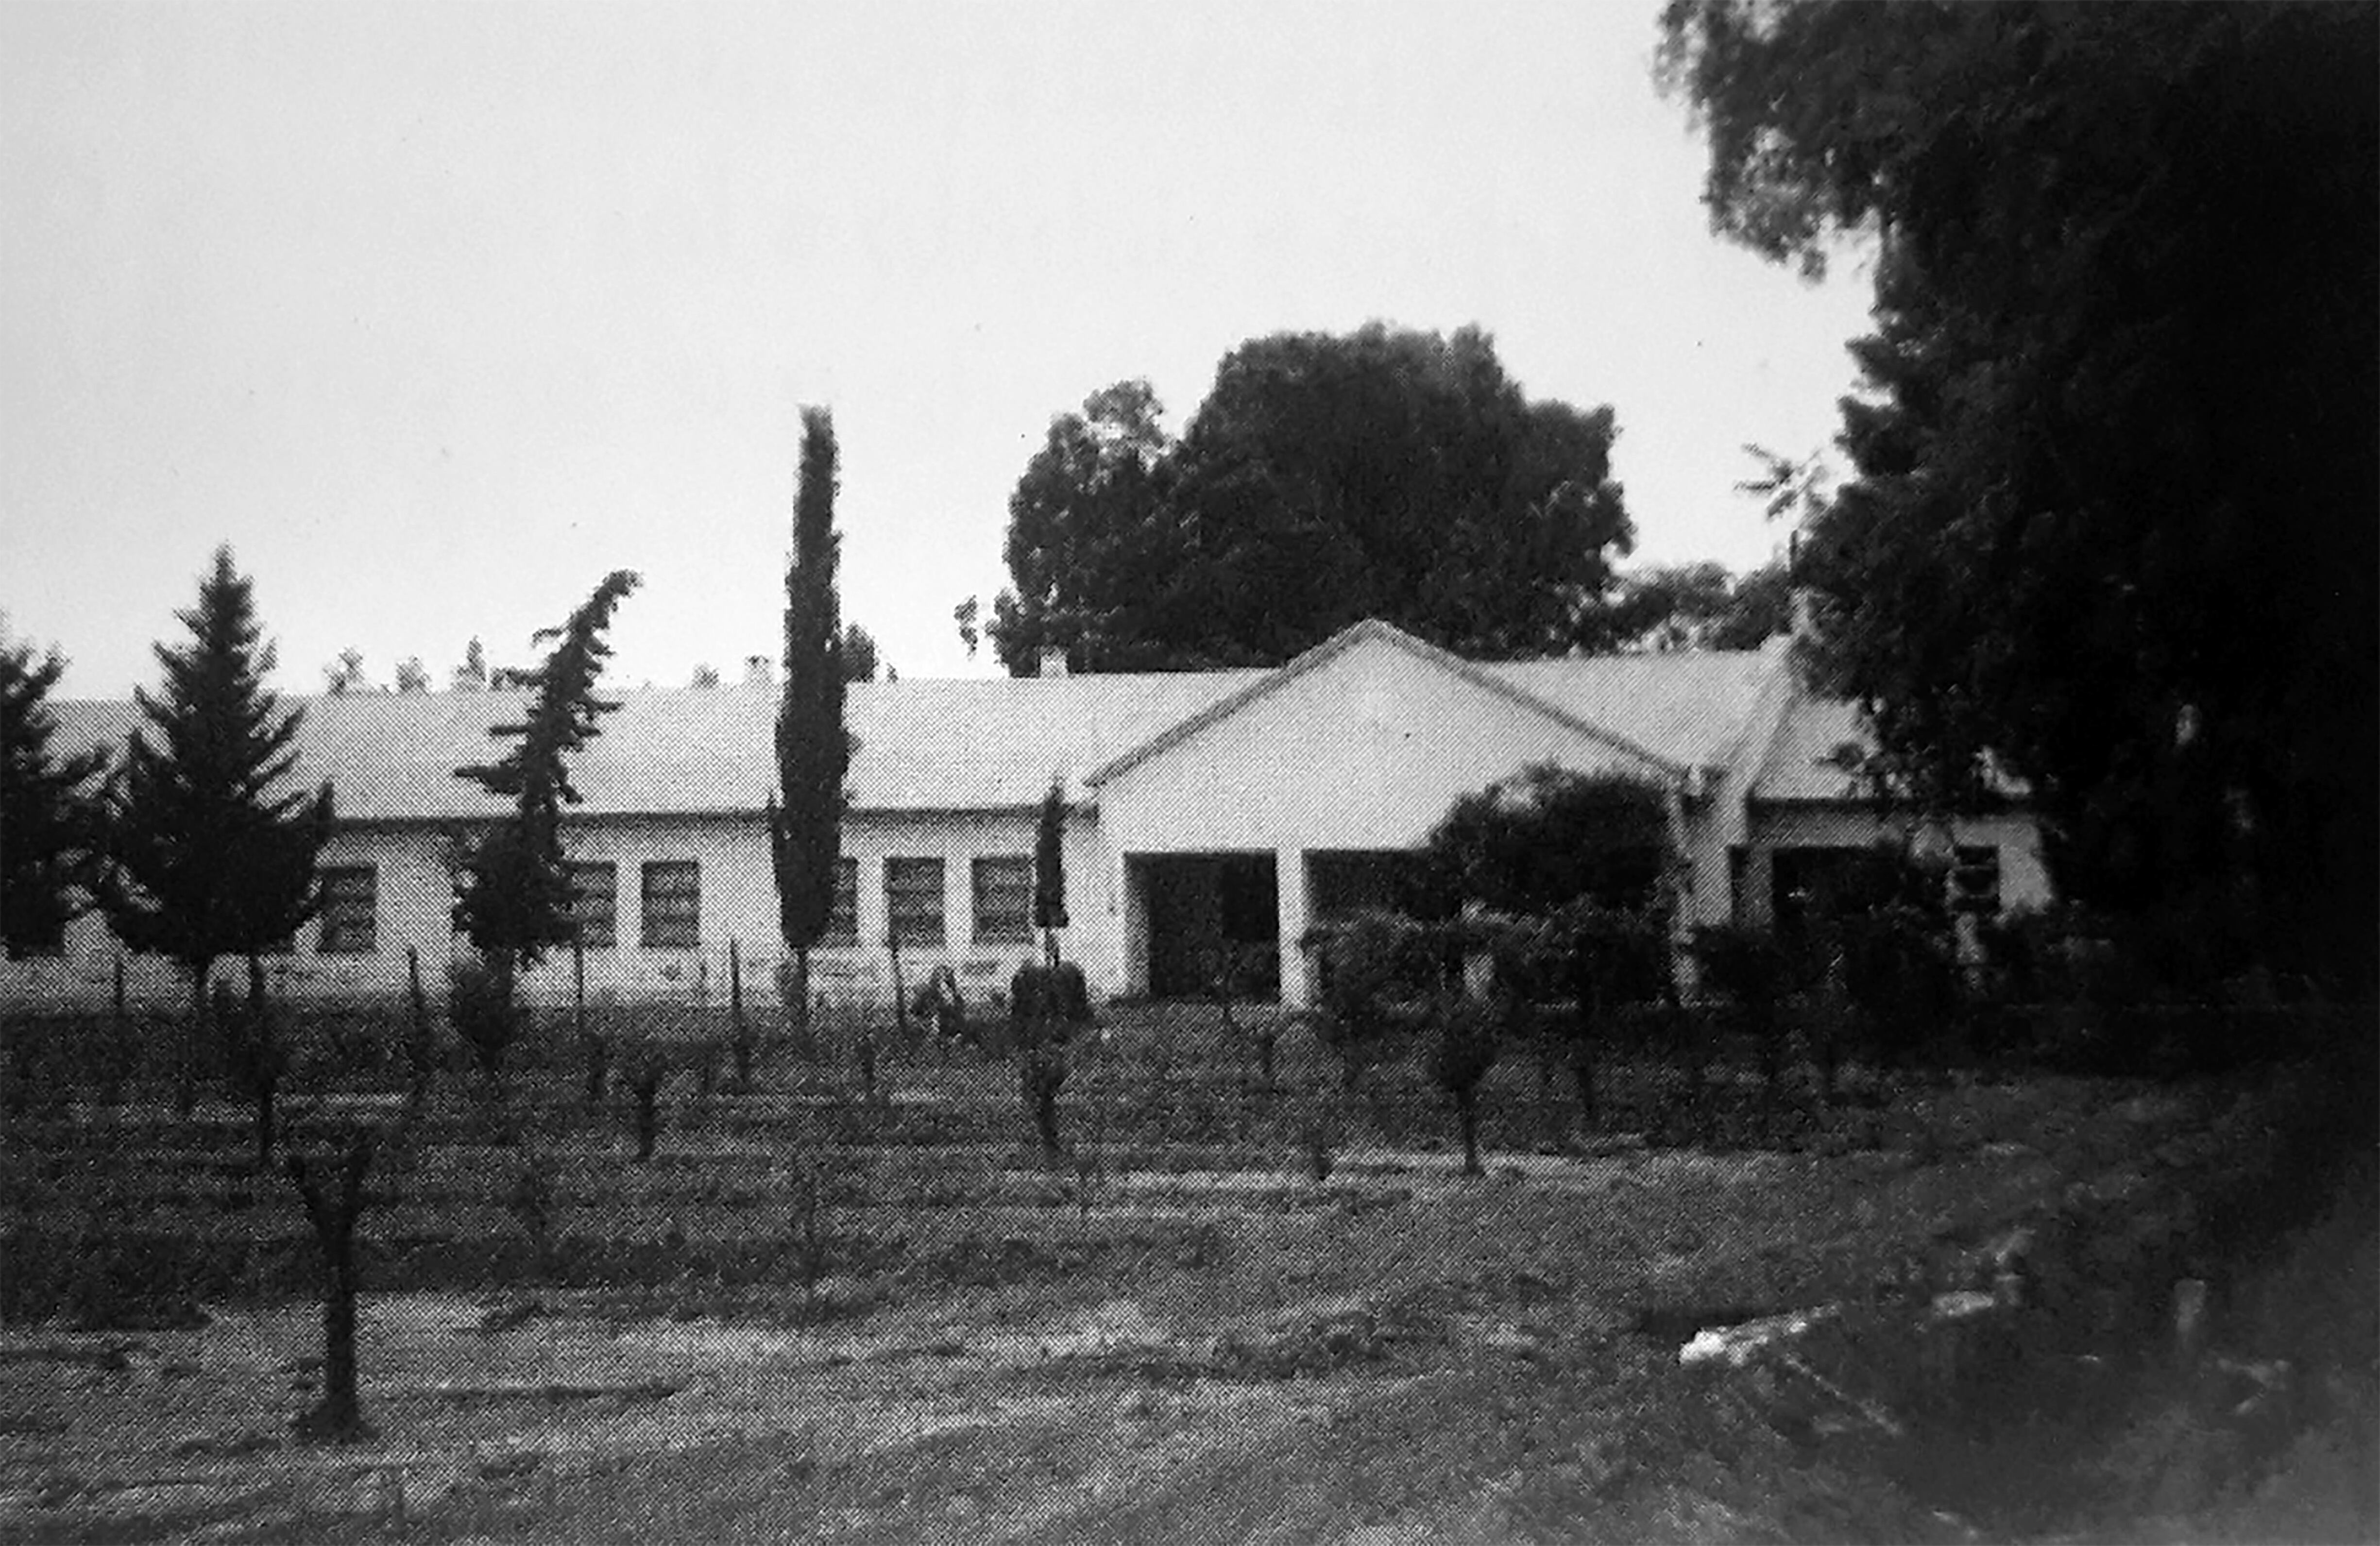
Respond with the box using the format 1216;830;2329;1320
98;545;335;1114
767;408;851;1052
450;570;640;1099
0;634;107;958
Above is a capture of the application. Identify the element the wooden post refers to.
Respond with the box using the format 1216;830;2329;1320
729;938;752;1089
572;934;588;1045
108;952;128;1104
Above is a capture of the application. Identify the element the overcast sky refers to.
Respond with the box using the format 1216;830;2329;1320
2;2;1876;698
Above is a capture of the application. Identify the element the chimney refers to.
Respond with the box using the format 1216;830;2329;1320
745;655;773;689
1037;646;1069;680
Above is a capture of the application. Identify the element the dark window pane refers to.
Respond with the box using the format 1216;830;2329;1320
885;857;944;948
641;860;700;949
568;861;617;949
317;866;377;954
972;855;1033;943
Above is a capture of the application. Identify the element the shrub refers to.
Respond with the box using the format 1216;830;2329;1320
446;956;520;1099
1423;991;1510;1175
1012;961;1093;1162
1307;909;1430;1090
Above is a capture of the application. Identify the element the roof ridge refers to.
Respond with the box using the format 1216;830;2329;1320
1083;618;1694;787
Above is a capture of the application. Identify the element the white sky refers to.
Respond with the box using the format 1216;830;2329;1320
1;2;1876;698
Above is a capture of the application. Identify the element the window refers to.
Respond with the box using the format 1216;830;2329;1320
641;860;700;949
568;861;617;949
885;857;944;947
972;855;1034;943
1951;846;2002;916
827;857;858;944
316;866;377;954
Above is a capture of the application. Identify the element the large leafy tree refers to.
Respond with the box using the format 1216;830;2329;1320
768;408;851;1046
988;326;1635;671
1;633;107;957
989;380;1183;674
1661;0;2380;986
98;546;335;1107
452;570;641;1023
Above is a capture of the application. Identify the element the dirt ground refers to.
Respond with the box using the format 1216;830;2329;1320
2;1017;2372;1545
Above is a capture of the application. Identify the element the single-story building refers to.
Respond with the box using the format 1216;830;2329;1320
8;617;2050;1010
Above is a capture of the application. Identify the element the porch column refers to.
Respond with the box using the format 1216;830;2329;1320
1275;846;1310;1008
1118;853;1149;999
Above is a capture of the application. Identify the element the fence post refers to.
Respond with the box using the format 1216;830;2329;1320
108;951;129;1104
405;947;431;1112
729;938;752;1089
572;934;588;1046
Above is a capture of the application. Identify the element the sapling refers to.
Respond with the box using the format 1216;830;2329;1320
1011;959;1092;1164
788;1162;832;1316
728;938;753;1090
220;957;289;1166
1426;991;1506;1176
622;1047;669;1164
402;946;440;1118
505;1153;559;1281
286;1122;387;1443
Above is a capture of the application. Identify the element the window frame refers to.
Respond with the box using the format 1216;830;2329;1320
315;865;378;955
640;859;701;950
1951;845;2003;916
567;860;619;950
971;854;1035;944
884;856;945;948
826;856;858;945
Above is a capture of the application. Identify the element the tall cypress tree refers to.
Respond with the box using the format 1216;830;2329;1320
1034;774;1068;968
98;546;335;1112
767;408;850;1049
0;634;107;958
451;569;641;1090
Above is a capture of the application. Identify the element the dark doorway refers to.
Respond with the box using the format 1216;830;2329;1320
1307;850;1451;924
1142;853;1279;1000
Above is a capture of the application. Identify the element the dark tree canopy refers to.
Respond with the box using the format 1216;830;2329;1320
1585;559;1790;654
1427;764;1675;919
769;407;851;957
452;569;640;968
840;623;885;684
989;326;1635;672
98;545;335;973
1;634;107;956
1662;0;2380;985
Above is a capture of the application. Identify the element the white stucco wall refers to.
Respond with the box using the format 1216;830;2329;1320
1095;635;1676;855
3;807;1123;1010
1740;805;2054;922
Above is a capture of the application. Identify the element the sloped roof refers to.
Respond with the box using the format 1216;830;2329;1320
1491;648;1781;775
1751;695;1878;803
46;673;1268;822
1750;694;2032;803
44;626;1800;823
1082;618;1723;786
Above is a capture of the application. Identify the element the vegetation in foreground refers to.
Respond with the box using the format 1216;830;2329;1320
1;993;2372;1545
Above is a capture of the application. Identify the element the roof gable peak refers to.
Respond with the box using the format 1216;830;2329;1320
1083;617;1694;787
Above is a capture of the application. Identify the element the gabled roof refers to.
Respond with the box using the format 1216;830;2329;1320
1083;618;1728;787
46;672;1268;822
44;621;1804;824
1750;694;2033;804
